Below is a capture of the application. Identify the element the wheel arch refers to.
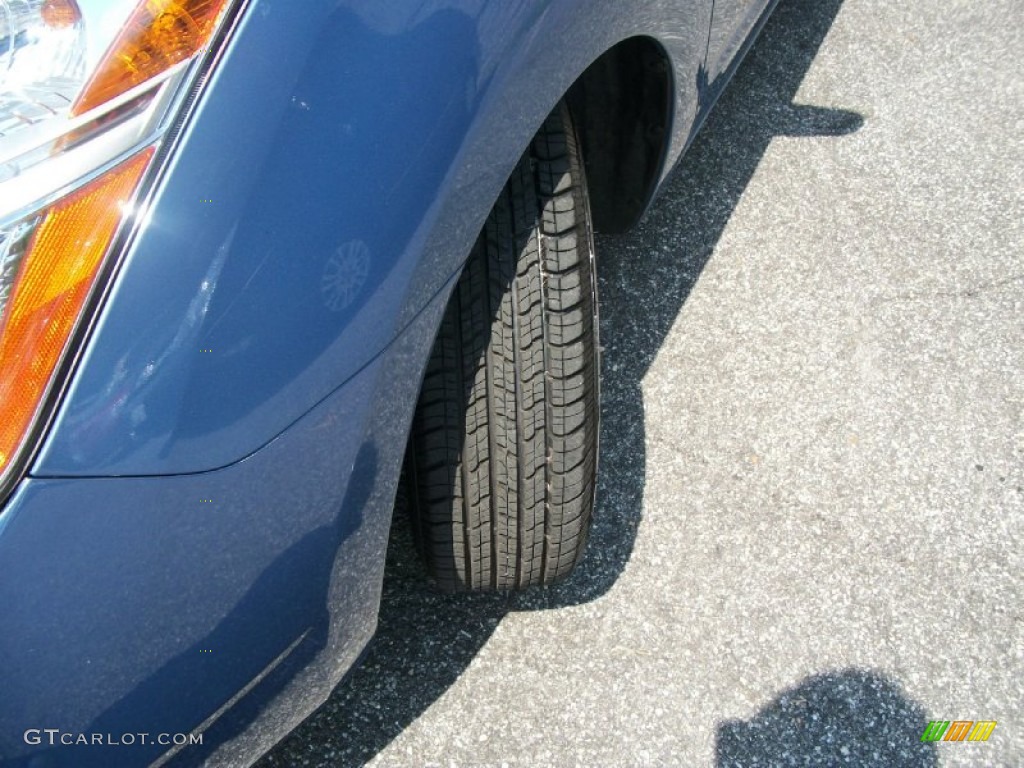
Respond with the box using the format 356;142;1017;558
565;36;675;234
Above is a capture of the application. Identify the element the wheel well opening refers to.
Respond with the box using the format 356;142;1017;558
565;36;673;234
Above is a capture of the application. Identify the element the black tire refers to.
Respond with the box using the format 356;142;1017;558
406;103;599;592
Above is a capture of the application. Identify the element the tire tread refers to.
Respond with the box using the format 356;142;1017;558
408;104;598;591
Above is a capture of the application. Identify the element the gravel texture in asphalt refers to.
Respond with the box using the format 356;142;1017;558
260;0;1023;765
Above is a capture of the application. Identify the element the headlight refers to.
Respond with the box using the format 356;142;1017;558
1;0;86;186
0;0;239;482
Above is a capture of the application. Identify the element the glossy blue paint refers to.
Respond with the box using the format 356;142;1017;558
707;0;767;84
0;269;454;767
0;0;778;764
34;0;712;477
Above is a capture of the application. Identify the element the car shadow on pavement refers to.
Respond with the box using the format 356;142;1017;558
260;0;864;764
514;0;862;613
716;669;937;767
516;0;860;618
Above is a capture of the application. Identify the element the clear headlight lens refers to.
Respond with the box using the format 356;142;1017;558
0;0;86;182
0;0;238;478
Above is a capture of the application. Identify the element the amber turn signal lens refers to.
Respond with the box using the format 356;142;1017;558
0;148;154;472
72;0;232;116
41;0;82;29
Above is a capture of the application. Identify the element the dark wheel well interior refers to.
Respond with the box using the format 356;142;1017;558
566;36;673;234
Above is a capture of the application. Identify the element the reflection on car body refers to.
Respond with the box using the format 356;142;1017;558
0;0;779;765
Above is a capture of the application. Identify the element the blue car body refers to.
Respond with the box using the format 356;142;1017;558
0;0;776;764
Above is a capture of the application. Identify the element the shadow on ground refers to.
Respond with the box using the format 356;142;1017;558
716;669;937;767
260;0;865;764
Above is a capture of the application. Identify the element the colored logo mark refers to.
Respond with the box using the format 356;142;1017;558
921;720;996;742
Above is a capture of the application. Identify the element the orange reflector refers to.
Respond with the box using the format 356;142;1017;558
72;0;231;116
41;0;82;29
0;148;153;472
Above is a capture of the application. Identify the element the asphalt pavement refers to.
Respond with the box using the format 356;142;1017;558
260;0;1023;765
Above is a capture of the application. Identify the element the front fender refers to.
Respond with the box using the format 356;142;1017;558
34;0;709;477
